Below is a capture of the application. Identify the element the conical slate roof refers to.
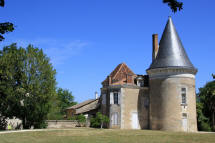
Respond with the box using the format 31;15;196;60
149;17;195;70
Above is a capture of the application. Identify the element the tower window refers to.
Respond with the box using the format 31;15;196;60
181;88;187;104
182;113;187;118
114;92;118;104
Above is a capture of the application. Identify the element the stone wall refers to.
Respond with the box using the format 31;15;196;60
121;87;149;129
149;76;197;132
46;120;79;128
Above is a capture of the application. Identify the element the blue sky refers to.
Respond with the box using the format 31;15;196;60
0;0;214;103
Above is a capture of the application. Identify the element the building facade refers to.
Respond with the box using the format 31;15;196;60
100;17;198;132
66;17;198;132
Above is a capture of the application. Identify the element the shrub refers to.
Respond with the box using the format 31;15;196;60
76;114;86;123
0;116;7;130
68;114;86;127
90;112;109;128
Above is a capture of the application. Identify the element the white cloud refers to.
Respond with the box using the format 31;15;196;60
0;38;89;67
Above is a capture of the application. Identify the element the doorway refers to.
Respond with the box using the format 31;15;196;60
131;112;139;129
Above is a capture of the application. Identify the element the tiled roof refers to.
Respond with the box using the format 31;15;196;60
66;99;96;110
75;99;99;114
102;63;136;85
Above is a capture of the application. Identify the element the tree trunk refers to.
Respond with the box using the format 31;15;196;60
22;116;25;129
101;122;103;129
212;111;215;130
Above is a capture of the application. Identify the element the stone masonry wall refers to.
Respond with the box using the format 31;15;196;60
121;87;149;129
149;76;197;132
47;120;78;128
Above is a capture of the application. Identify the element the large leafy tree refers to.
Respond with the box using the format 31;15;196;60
0;0;14;41
0;43;56;129
198;76;215;131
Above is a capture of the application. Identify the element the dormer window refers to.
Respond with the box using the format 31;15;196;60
136;76;144;87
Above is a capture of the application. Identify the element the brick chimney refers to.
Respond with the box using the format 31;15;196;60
152;34;159;61
108;76;112;85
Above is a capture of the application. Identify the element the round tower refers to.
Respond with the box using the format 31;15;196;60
147;17;198;132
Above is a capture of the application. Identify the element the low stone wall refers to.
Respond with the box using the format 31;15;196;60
46;120;79;128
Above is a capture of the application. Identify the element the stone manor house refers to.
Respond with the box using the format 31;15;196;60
67;17;198;132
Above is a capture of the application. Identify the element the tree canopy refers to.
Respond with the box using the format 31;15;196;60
57;88;76;115
47;88;76;120
0;43;56;129
198;75;215;131
163;0;183;13
0;0;14;41
0;0;4;7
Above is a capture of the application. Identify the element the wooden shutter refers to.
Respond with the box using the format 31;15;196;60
102;94;106;104
110;92;113;104
118;92;121;104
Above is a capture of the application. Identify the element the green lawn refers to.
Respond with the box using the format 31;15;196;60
0;128;214;143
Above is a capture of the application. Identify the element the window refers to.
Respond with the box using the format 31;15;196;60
114;92;118;104
182;113;187;118
181;88;187;104
111;112;118;125
137;80;144;87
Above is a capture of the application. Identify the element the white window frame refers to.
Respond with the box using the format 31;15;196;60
110;92;114;104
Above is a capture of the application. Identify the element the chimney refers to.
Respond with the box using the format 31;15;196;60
95;91;98;99
152;34;159;61
108;76;112;85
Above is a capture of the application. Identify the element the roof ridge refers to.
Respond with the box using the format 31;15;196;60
112;63;124;79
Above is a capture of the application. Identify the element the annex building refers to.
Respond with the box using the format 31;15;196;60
67;17;198;132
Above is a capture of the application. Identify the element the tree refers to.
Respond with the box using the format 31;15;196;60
47;88;76;120
0;0;14;41
56;88;76;115
163;0;183;13
198;75;215;131
90;112;109;128
0;0;4;7
0;43;56;129
196;102;211;131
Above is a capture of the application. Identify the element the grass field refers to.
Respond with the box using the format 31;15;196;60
0;128;214;143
